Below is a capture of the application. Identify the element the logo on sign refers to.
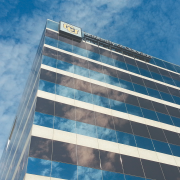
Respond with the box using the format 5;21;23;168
63;23;79;35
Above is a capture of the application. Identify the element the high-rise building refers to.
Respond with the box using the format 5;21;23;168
1;19;180;180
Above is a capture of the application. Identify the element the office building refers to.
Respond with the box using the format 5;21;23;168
1;19;180;180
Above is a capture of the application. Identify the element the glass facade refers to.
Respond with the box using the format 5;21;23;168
1;19;180;180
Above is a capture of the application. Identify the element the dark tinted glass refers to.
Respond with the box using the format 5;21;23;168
143;79;157;90
88;61;103;73
46;29;58;39
74;79;91;93
58;51;74;64
158;68;171;78
168;87;180;97
141;159;165;180
138;98;154;111
56;74;74;88
111;52;125;62
166;105;180;118
107;89;125;102
52;141;77;164
95;112;114;129
29;136;52;160
156;83;169;93
164;130;180;146
76;107;95;125
136;61;149;70
121;155;144;177
124;56;136;66
130;75;144;86
113;117;132;133
86;43;99;54
131;122;150;138
147;125;167;142
43;47;58;59
147;65;160;74
153;140;172;155
116;71;131;82
91;84;108;98
35;97;54;116
152;102;168;115
73;56;88;69
55;102;75;120
103;66;117;78
77;146;100;169
100;150;123;173
40;69;56;83
124;94;139;106
161;163;180;180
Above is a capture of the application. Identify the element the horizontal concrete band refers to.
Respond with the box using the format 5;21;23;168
25;174;60;180
41;63;180;110
31;124;180;167
46;28;180;77
37;90;180;137
44;44;180;91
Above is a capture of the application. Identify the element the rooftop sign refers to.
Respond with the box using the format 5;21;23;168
59;21;82;40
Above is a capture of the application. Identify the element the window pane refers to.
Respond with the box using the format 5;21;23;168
135;135;154;151
162;76;175;86
104;75;121;87
46;20;59;31
151;72;164;82
125;174;145;180
153;140;172;155
141;108;158;121
27;157;51;177
147;88;162;99
78;166;102;180
57;60;74;73
154;58;166;68
73;45;87;57
119;79;134;91
170;144;180;157
54;117;76;133
114;60;127;70
56;84;74;99
116;131;136;146
173;96;180;105
39;79;55;94
156;112;173;125
51;161;77;180
42;55;57;68
101;55;115;66
45;36;58;47
126;104;143;117
58;40;72;52
76;121;97;138
110;99;127;113
139;68;152;78
159;92;175;103
93;94;110;108
126;64;140;74
97;126;117;142
34;112;53;128
74;65;89;78
75;89;93;104
102;171;125;180
133;83;148;95
87;50;101;62
171;116;180;128
89;70;106;82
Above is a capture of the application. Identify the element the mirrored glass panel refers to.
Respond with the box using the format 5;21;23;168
139;68;152;78
110;99;127;113
42;55;57;68
74;65;89;78
57;60;74;73
87;50;101;62
170;144;180;157
102;171;125;180
147;87;162;99
126;104;143;117
73;45;87;57
141;108;159;121
46;20;59;31
153;140;172;155
114;60;127;70
101;55;115;66
125;174;146;180
58;40;72;52
89;69;106;83
133;83;148;95
126;64;140;74
156;112;173;125
56;84;75;99
119;79;134;91
93;94;110;108
75;89;93;104
159;91;175;103
171;116;180;128
45;37;58;47
39;80;55;94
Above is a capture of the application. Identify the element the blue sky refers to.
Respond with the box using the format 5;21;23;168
0;0;180;157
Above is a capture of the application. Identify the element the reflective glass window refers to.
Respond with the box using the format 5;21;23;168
147;87;162;99
102;171;125;180
133;83;148;95
135;135;154;151
93;94;110;108
153;140;172;155
149;58;156;65
89;69;106;83
162;76;175;86
51;161;77;180
26;157;51;176
78;166;102;180
73;45;87;57
125;174;145;180
173;95;180;105
57;60;74;73
56;84;74;99
171;116;180;128
119;79;134;91
97;126;117;142
42;55;57;68
40;69;56;83
116;131;136;146
151;72;164;82
110;99;127;113
156;112;173;125
39;79;55;94
75;89;93;104
154;58;166;68
58;40;72;52
101;55;115;66
141;108;158;121
45;36;58;47
46;20;59;31
170;144;180;157
174;79;180;87
163;61;177;72
104;74;121;87
87;50;101;62
159;91;175;103
114;60;127;70
126;64;140;74
34;112;53;128
126;104;143;117
74;65;89;78
54;117;76;133
174;65;180;73
76;121;97;138
139;68;152;78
